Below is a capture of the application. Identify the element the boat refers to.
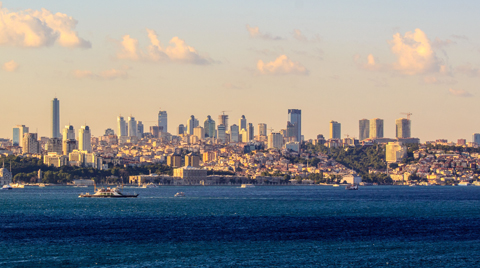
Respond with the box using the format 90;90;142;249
458;182;471;186
38;183;46;187
345;184;358;190
142;183;157;188
74;185;88;188
332;184;340;187
79;184;138;198
240;184;255;188
10;183;25;188
174;192;185;197
2;185;13;190
409;184;417;187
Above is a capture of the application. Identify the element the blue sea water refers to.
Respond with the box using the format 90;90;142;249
1;186;480;267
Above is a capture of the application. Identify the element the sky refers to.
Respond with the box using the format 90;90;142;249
1;0;480;142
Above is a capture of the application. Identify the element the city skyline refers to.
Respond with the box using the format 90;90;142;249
1;1;480;141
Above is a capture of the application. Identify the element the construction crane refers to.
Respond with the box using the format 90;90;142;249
268;128;275;133
401;112;412;120
221;110;232;115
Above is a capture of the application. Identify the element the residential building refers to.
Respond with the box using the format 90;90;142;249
127;116;137;137
258;123;267;137
218;114;228;129
329;121;341;139
46;138;62;155
359;119;369;141
79;125;92;153
185;153;200;167
370;118;384;138
217;124;226;143
268;132;283;149
204;115;216;138
386;142;407;163
396;118;411;138
194;126;205;140
22;133;40;154
230;124;239;143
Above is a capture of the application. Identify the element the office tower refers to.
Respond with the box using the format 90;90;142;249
258;123;267;137
239;115;247;131
52;98;60;138
248;123;254;141
127;116;137;137
157;110;168;133
22;133;40;154
104;128;115;136
46;138;63;155
187;115;197;135
286;121;296;141
473;133;480;144
150;126;160;138
204;115;216;138
268;132;283;149
178;124;185;135
13;125;29;146
217;124;226;143
230;124;239;142
218;114;228;129
288;109;301;142
359;119;370;141
137;121;144;139
386;142;407;163
395;118;411;138
240;128;249;142
193;126;205;140
279;129;287;138
370;118;384;138
117;116;127;137
62;125;75;140
79;125;92;153
63;139;77;155
329;121;341;139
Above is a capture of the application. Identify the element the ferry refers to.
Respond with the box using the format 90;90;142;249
345;184;358;190
79;184;138;198
240;184;255;188
174;192;185;197
2;185;13;190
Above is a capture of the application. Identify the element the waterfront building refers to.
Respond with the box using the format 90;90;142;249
158;110;168;133
178;124;185;135
204;115;216;138
370;118;384;138
396;118;411;138
193;126;205;140
12;125;28;146
258;123;267;137
473;133;480;145
0;165;12;186
329;121;341;139
288;109;301;142
268;132;283;149
185;153;200;167
117;116;127;137
127;117;137;137
386;142;407;163
239;115;247;131
230;124;239;143
359;119;370;141
218;114;228;129
51;98;61;138
79;125;92;153
44;152;68;168
217;124;226;143
22;133;40;154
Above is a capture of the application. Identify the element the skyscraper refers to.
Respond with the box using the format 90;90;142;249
473;133;480;145
137;121;144;139
117;116;127;137
204;115;216;138
178;124;185;135
13;125;29;146
395;118;411;138
127;116;137;137
268;132;283;149
217;124;226;143
370;118;384;138
218;114;228;129
288;109;301;142
248;123;254;141
230;124;239;142
193;126;205;140
63;125;75;140
258;123;267;136
359;119;370;141
187;115;196;135
79;125;92;153
158;110;168;133
52;98;60;138
22;133;40;154
62;125;76;155
239;115;247;131
329;121;341;139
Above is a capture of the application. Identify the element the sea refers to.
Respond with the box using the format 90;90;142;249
1;185;480;267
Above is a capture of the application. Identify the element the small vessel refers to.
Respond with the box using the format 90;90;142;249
458;182;471;186
332;184;340;187
79;183;138;198
409;184;417;187
38;183;46;188
10;183;25;188
142;183;157;188
74;185;88;188
345;184;358;190
240;184;255;188
174;192;185;197
2;185;13;190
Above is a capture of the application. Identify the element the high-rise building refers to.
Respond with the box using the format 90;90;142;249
46;138;63;155
386;142;407;163
137;121;144;139
52;98;60;138
240;128;249;143
329;121;341;139
150;126;160;138
473;133;480;145
268;132;283;149
187;115;197;135
104;128;115;136
79;125;92;153
127;117;137;137
22;133;40;154
13;125;28;146
204;115;216;138
63;125;75;140
178;124;185;135
248;123;254;141
258;123;267;136
193;126;205;140
158;110;168;133
395;118;411;138
117;116;127;137
230;124;239;142
239;115;247;131
370;118;384;138
217;124;226;143
288;109;301;142
62;125;76;155
359;119;370;141
218;114;228;129
287;121;296;141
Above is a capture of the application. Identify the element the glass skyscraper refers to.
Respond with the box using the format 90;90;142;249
52;98;60;138
287;109;301;142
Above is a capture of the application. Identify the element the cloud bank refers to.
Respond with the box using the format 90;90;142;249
257;55;308;75
449;88;472;97
246;24;283;40
117;28;212;64
3;60;18;72
0;3;91;48
292;29;321;42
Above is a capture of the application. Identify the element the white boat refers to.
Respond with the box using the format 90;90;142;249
409;184;417;187
38;183;46;187
2;185;13;190
240;184;255;188
458;182;471;186
332;184;340;187
345;184;358;190
10;183;25;188
174;192;185;197
79;186;138;198
74;185;88;188
142;183;157;188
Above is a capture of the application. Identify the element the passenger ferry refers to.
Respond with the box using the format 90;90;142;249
2;185;13;190
79;184;138;198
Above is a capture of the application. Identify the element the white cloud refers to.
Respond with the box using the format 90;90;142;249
431;37;455;49
3;60;18;72
0;3;91;48
73;68;128;80
292;29;321;42
456;64;480;77
116;28;212;64
449;88;472;97
246;24;283;40
257;55;308;75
